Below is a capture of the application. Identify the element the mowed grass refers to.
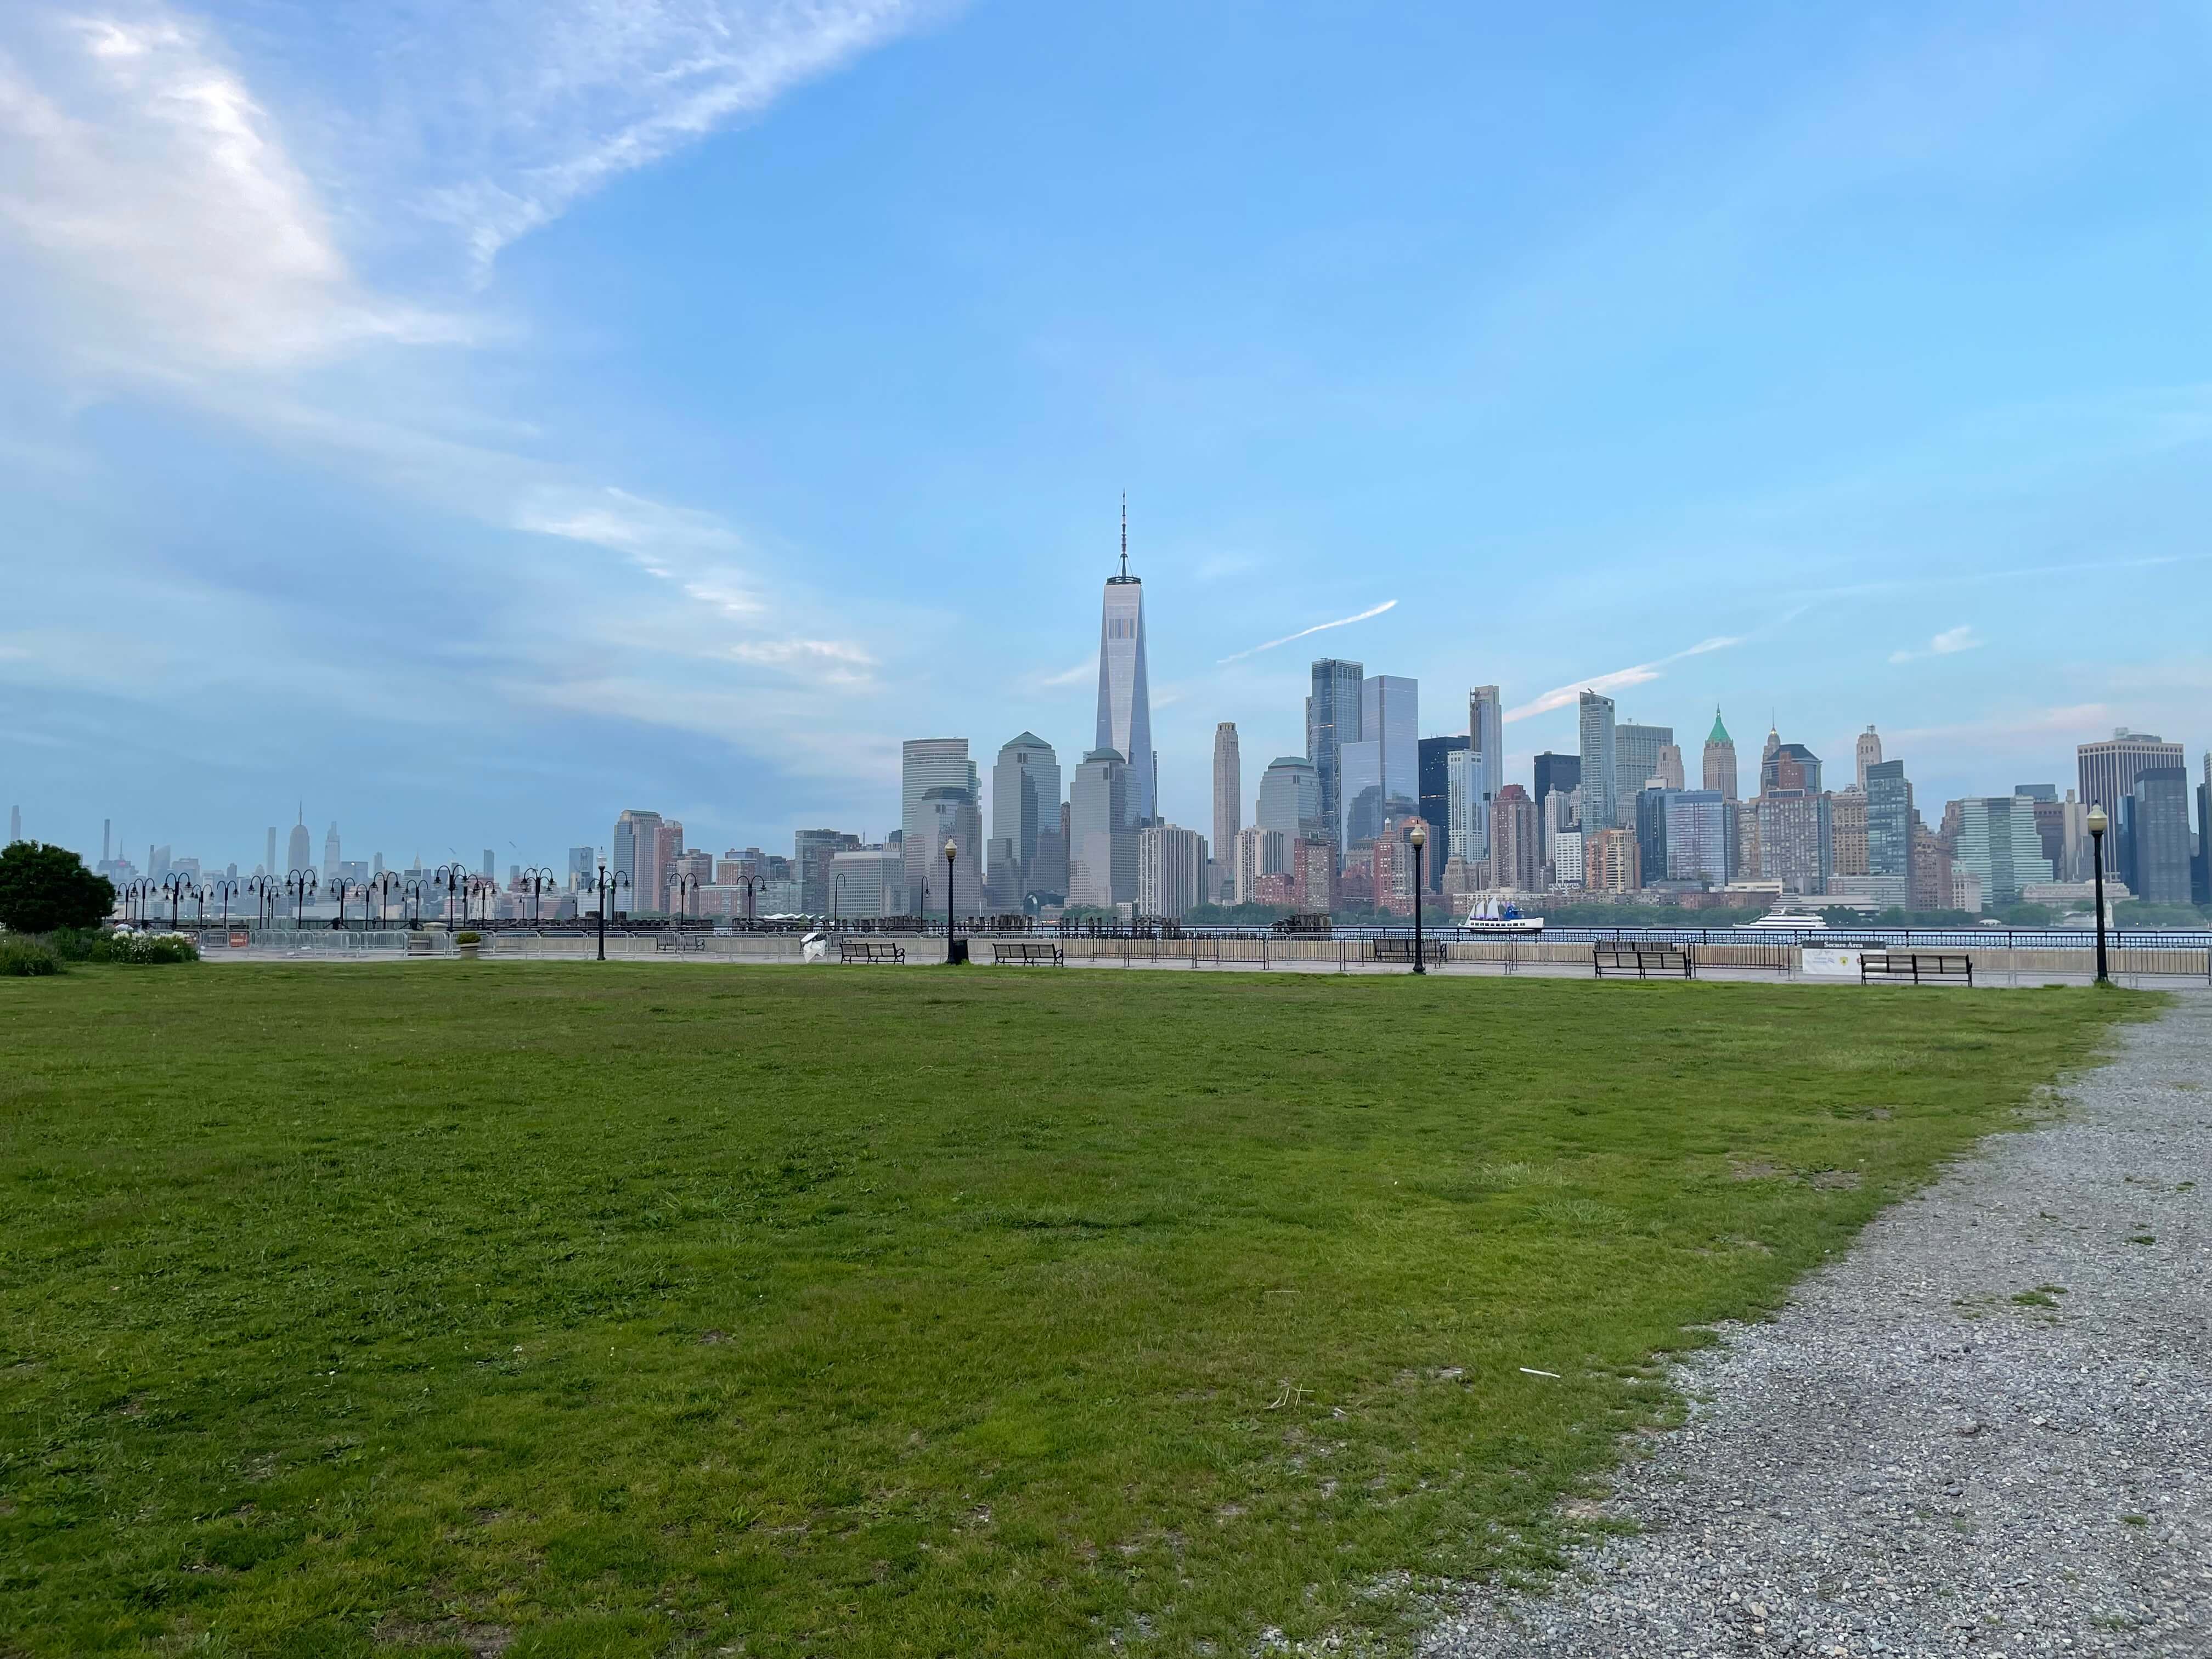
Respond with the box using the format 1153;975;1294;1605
0;966;2141;1657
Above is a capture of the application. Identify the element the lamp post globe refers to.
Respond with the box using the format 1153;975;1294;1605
1408;820;1428;975
2086;804;2109;985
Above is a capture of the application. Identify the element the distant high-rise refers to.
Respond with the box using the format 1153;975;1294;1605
1444;749;1479;868
1865;759;1914;899
286;805;311;875
1420;736;1471;882
794;829;860;915
1363;676;1417;813
1488;785;1541;891
1952;797;2052;909
1577;692;1618;834
1762;741;1823;797
1306;658;1364;854
1702;709;1738;801
612;810;667;911
1663;791;1726;887
264;826;277;877
1533;752;1580;834
1655;744;1685;793
2077;729;2185;815
1615;721;1673;825
1095;500;1155;825
914;788;984;917
1855;726;1883;792
1211;724;1241;899
1137;825;1206;919
902;738;977;913
1468;685;1503;854
323;821;342;881
1256;757;1324;845
2122;769;2191;904
5;805;17;844
989;732;1060;910
1068;748;1135;910
567;847;596;887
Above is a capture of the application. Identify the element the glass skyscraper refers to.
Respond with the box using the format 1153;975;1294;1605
1577;692;1618;835
1306;658;1364;854
1094;515;1154;825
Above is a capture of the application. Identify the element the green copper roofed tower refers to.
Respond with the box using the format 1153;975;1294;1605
1702;706;1739;801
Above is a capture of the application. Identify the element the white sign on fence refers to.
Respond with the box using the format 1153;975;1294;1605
1799;947;1863;978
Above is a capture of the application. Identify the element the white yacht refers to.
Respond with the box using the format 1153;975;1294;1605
1462;896;1545;935
1737;904;1830;932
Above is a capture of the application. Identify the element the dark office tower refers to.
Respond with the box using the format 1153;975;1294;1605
1533;752;1581;830
481;848;495;880
2124;769;2191;904
1418;735;1470;890
567;846;595;886
2195;770;2211;905
1306;658;1365;854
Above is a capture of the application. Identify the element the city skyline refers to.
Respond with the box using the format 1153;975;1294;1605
4;4;2210;860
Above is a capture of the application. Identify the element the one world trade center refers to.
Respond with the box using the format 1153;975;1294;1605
1094;499;1155;825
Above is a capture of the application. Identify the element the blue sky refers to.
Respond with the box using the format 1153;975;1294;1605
3;0;2208;870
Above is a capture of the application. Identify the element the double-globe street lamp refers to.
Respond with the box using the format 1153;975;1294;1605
518;867;557;928
430;864;470;934
208;876;242;934
2087;804;2111;985
161;872;200;930
285;867;319;929
594;865;631;962
370;870;405;929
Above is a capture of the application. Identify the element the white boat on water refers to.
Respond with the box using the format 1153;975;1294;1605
1736;904;1830;932
1462;896;1545;935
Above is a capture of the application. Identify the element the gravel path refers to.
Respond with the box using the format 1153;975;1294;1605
1426;994;2211;1659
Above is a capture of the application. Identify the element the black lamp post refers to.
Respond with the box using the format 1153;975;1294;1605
210;876;241;933
2087;804;2109;985
162;873;199;930
1409;820;1428;975
431;863;469;934
285;867;318;928
123;877;152;924
246;873;277;928
672;872;699;927
596;865;630;962
328;877;365;930
369;870;402;928
943;838;966;965
520;867;556;927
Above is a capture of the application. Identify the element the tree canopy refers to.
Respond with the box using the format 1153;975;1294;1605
0;842;116;935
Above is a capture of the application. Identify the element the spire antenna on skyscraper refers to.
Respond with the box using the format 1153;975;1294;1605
1119;492;1128;579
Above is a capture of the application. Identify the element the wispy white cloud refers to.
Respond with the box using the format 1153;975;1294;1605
1887;623;1982;664
1503;635;1743;723
1889;703;2110;746
1216;600;1396;665
0;9;468;377
398;0;934;276
1034;657;1096;689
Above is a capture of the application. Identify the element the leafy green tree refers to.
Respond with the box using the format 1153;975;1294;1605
0;842;116;934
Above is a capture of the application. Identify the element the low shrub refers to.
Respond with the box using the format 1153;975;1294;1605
105;931;201;966
40;928;201;966
0;937;66;976
454;930;482;945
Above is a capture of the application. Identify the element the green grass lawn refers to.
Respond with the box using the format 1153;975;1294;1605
0;966;2142;1657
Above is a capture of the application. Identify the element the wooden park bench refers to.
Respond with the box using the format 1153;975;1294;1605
991;941;1065;966
1593;942;1695;979
839;939;906;964
1859;951;1973;986
1369;938;1445;965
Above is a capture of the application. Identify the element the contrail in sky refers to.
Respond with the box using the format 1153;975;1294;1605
1503;635;1743;723
1217;600;1397;665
